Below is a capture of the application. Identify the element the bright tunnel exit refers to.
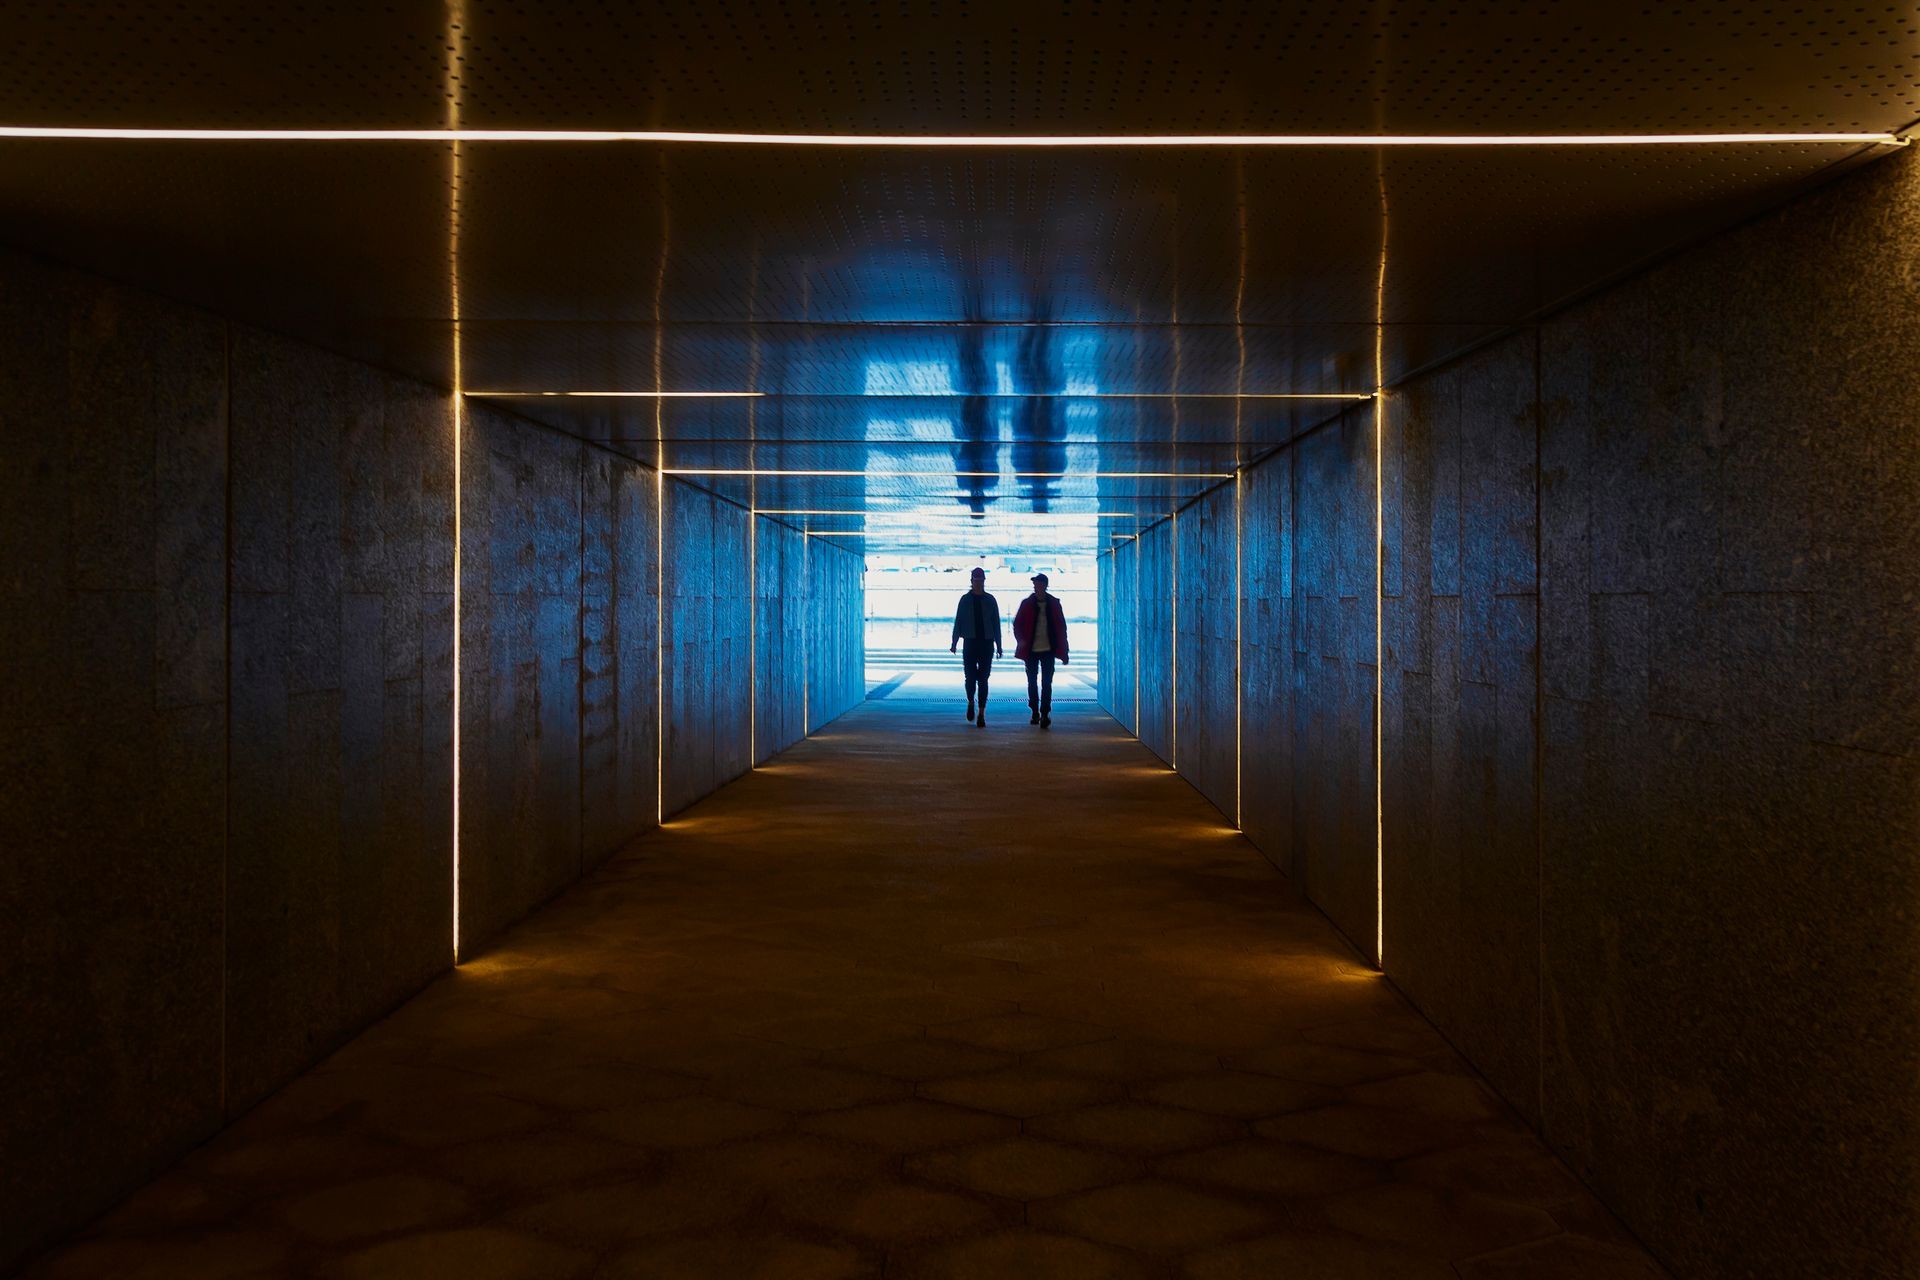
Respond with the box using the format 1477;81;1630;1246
863;547;1099;703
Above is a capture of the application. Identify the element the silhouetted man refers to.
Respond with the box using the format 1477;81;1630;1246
1012;572;1069;728
949;566;1002;727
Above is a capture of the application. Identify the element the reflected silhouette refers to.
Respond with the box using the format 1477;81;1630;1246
952;295;999;520
1011;308;1067;513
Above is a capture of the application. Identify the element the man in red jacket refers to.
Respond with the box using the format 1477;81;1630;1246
1011;572;1069;729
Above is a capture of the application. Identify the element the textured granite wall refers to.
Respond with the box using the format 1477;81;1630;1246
1238;453;1294;873
1;249;865;1270
753;517;801;762
0;251;232;1274
1096;540;1138;732
1174;483;1237;824
580;449;661;863
1102;148;1920;1278
226;329;455;1112
661;482;752;816
1289;408;1381;958
1521;148;1920;1279
457;403;588;948
1134;520;1173;762
1381;342;1541;1117
802;531;865;734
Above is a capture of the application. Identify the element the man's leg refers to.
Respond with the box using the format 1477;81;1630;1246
1025;657;1041;722
1039;654;1055;720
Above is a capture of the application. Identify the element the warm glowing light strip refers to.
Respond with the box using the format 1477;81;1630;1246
1372;193;1389;969
470;390;1363;400
465;390;765;398
1234;470;1243;830
446;3;466;964
663;468;1234;478
1;126;1903;147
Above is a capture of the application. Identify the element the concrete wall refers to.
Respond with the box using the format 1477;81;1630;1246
1099;147;1920;1278
0;248;865;1271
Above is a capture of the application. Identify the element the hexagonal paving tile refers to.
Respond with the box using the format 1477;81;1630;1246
1223;1041;1423;1087
1454;1232;1670;1279
1029;1102;1243;1156
906;1136;1139;1201
508;1173;754;1247
1253;1105;1467;1160
1158;1139;1382;1199
800;1099;1018;1152
1028;1037;1222;1081
272;1173;471;1243
357;1090;548;1148
1316;1183;1561;1259
826;1036;1015;1082
330;1226;591;1280
487;1063;699;1111
928;1012;1113;1054
1301;1016;1453;1059
669;1133;893;1190
891;1228;1153;1280
920;1067;1121;1118
714;1064;909;1112
433;1131;658;1192
598;1232;876;1279
578;1096;786;1148
33;1231;292;1280
1182;1228;1456;1280
745;1011;921;1051
1139;1072;1337;1119
1030;1178;1276;1253
1345;1073;1506;1124
778;1181;1008;1246
1397;1140;1589;1208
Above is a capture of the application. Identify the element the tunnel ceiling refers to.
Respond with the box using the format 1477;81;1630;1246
1;2;1914;556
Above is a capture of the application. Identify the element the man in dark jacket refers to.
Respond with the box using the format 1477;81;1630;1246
949;566;1002;727
1012;573;1069;729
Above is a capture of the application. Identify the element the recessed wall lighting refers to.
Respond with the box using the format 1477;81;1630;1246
1;126;1904;147
465;390;765;398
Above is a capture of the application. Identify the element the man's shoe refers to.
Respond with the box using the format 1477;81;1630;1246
1041;713;1052;729
976;712;986;728
966;700;975;722
1030;709;1041;725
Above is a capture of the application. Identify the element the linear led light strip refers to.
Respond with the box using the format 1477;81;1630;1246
664;468;1235;478
0;127;1905;146
465;390;1371;400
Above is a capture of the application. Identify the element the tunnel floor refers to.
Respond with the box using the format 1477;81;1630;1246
32;696;1665;1279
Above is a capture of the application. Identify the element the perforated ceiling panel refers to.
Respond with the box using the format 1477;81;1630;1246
0;2;1914;554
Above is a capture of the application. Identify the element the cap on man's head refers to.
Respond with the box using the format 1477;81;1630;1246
970;566;986;578
1031;573;1049;586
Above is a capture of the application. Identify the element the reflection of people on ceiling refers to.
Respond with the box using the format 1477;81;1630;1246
951;294;997;518
1010;318;1067;513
